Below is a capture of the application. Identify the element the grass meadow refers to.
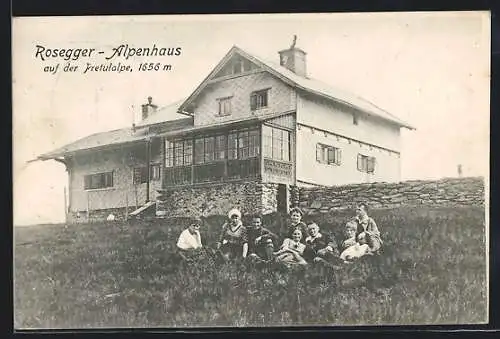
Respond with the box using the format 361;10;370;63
14;206;487;328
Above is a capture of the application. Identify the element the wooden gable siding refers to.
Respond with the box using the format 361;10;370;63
193;71;296;127
263;113;296;130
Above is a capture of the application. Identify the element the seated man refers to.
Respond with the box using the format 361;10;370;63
303;222;340;263
246;215;279;262
176;218;205;262
353;203;383;254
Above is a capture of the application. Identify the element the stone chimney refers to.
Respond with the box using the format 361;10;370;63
278;35;307;77
141;96;158;120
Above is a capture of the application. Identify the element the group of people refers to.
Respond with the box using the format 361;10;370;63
175;203;383;269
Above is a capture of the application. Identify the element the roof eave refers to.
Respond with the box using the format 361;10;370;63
36;137;153;160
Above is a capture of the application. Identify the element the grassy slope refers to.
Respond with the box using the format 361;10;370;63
14;206;487;328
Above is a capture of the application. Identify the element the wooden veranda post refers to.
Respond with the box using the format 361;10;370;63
63;186;68;223
86;191;90;222
125;191;129;221
145;137;151;203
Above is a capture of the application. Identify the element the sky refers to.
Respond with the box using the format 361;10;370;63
12;12;490;225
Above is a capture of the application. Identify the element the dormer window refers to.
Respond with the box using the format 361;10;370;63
217;96;232;116
243;59;252;72
232;59;243;74
250;89;269;111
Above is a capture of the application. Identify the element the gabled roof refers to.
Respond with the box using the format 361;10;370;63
37;117;193;160
179;46;415;130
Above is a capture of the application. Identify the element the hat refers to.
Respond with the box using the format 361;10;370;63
227;208;241;218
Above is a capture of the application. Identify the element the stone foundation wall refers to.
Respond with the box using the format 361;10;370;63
157;181;267;218
262;183;279;215
298;176;485;214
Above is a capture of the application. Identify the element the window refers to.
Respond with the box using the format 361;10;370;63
357;154;376;173
262;125;291;161
250;89;269;110
232;59;243;74
204;137;215;163
221;129;260;160
166;129;260;167
248;130;260;158
84;172;113;190
228;132;238;160
194;138;205;164
215;135;226;160
217;97;232;116
316;144;342;165
151;164;161;181
243;59;252;72
133;164;161;184
165;139;193;167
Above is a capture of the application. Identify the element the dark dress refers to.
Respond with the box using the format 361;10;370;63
247;226;279;260
218;222;248;259
303;232;339;261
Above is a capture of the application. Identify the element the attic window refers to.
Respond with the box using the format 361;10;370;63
243;59;252;72
232;59;243;74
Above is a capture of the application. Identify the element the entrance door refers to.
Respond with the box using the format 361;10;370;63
277;184;289;215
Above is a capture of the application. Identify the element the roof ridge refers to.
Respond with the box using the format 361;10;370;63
235;46;413;129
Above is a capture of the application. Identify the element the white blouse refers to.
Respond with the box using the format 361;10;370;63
176;229;203;250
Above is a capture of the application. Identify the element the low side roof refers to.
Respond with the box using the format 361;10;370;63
37;118;193;160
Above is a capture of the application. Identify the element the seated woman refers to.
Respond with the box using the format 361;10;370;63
273;228;307;267
339;220;370;262
246;215;279;262
216;208;249;261
176;218;205;262
279;207;308;240
303;222;339;263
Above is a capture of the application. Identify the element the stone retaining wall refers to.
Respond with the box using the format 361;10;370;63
297;177;485;214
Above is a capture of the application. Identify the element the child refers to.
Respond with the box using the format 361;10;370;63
246;215;278;262
274;228;307;266
339;220;369;262
216;208;248;261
